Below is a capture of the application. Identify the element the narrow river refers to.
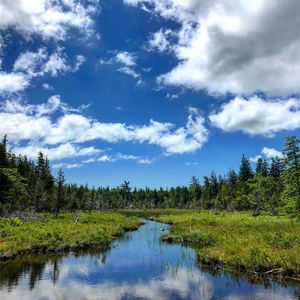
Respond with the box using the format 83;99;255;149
0;220;299;299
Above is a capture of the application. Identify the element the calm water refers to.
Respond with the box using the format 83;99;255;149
0;220;299;300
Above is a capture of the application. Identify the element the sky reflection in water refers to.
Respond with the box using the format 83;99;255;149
0;220;299;300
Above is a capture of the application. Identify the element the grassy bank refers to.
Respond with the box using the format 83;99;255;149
0;212;141;260
126;210;300;279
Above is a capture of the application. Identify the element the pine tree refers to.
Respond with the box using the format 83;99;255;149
55;169;65;217
283;136;300;210
256;158;268;177
189;176;201;207
248;174;274;216
239;155;254;183
0;135;8;167
270;156;285;180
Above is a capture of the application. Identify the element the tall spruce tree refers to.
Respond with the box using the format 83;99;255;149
55;169;65;217
256;158;269;177
283;136;300;210
239;155;254;183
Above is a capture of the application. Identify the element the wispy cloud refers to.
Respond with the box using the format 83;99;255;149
99;51;142;84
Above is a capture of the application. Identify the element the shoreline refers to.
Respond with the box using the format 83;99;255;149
0;223;140;262
0;213;142;263
162;235;300;284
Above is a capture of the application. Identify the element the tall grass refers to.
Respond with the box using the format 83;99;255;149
0;212;141;258
129;210;300;277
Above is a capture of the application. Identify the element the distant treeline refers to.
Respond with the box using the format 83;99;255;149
0;135;299;216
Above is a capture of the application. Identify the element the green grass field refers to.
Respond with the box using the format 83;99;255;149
0;212;141;259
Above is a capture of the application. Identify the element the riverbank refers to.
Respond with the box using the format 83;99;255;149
124;210;300;280
0;212;141;261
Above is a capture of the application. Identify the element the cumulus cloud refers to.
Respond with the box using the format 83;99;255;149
0;72;29;94
250;147;283;163
1;97;208;156
262;147;283;159
0;0;98;40
126;0;300;96
209;96;300;136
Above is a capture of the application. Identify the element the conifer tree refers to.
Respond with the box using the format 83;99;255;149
283;136;300;210
55;169;65;217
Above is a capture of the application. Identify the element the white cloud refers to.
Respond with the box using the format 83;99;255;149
52;163;83;169
12;143;101;161
138;158;154;164
126;0;300;96
116;153;139;160
42;83;54;91
166;93;180;99
1;48;85;96
185;161;199;166
82;157;97;164
74;55;86;71
99;51;142;83
1;95;87;116
0;0;98;40
115;51;136;66
98;155;115;162
250;147;283;163
1;98;208;156
209;96;300;136
118;67;140;79
0;72;29;94
148;29;172;52
13;48;47;77
249;155;262;163
262;147;283;159
86;153;155;164
43;51;70;76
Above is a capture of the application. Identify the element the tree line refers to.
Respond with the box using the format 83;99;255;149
0;135;299;216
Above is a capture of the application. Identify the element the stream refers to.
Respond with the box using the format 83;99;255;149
0;220;299;299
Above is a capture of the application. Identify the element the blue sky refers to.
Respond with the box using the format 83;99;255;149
0;0;300;188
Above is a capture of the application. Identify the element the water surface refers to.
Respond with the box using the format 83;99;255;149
0;220;299;299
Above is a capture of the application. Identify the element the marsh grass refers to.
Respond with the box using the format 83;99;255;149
0;212;141;259
125;210;300;277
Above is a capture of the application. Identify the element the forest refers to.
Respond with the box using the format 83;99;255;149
0;135;299;216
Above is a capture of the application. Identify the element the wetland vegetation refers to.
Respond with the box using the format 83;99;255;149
0;134;300;281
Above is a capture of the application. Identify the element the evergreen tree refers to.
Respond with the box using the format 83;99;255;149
55;169;65;217
270;156;285;180
0;135;9;167
189;176;201;207
256;158;269;177
248;174;274;216
239;155;254;183
283;136;300;210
